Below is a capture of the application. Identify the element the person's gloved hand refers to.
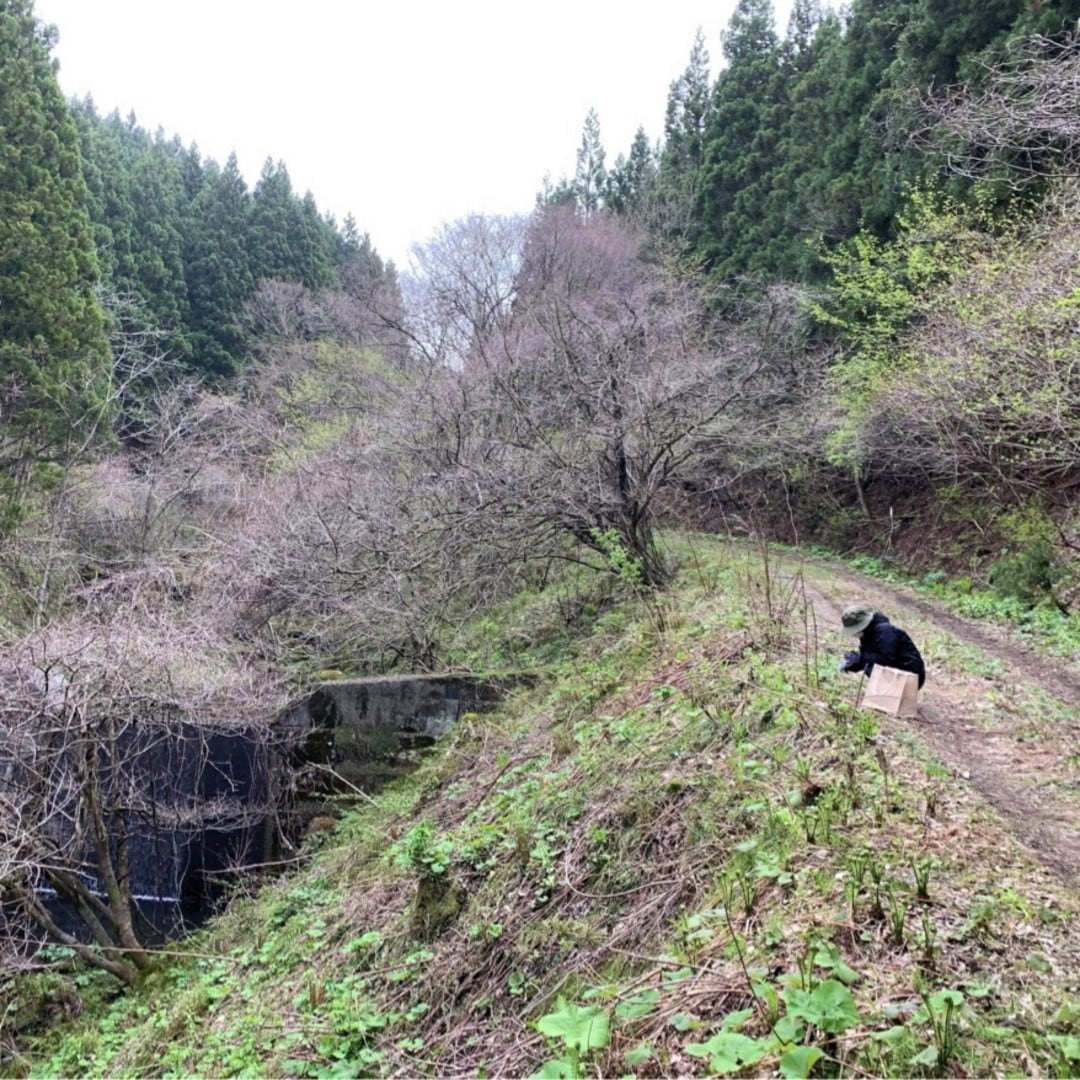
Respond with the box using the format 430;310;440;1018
839;650;862;673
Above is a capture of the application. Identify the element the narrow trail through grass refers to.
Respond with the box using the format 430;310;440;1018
793;555;1080;888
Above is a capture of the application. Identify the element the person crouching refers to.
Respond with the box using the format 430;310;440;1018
839;604;926;688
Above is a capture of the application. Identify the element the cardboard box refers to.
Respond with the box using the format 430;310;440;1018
862;665;920;718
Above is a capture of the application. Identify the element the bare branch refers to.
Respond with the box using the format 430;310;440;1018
914;33;1080;185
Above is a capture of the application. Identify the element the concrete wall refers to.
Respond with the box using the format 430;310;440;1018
274;674;524;817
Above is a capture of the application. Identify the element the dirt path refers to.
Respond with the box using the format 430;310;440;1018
786;556;1080;889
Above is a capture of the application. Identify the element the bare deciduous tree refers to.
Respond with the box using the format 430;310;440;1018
914;33;1080;185
434;207;784;587
231;208;773;668
0;334;295;981
398;214;528;369
0;618;283;984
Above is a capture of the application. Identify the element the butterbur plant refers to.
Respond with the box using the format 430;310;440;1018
812;941;861;986
685;1029;770;1075
685;1008;769;1076
687;1022;827;1079
781;979;861;1037
533;997;611;1078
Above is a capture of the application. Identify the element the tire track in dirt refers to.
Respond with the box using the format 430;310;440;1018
788;557;1080;889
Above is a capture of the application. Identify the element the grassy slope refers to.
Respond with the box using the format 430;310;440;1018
17;536;1080;1078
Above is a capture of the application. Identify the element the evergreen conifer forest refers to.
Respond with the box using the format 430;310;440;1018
2;0;1080;1075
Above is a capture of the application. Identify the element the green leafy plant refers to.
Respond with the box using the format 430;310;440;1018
1047;1033;1080;1077
685;1008;770;1075
989;542;1060;606
685;1029;770;1074
779;1044;825;1078
613;988;661;1023
812;941;860;986
395;821;455;878
589;527;644;589
781;979;861;1037
533;997;611;1077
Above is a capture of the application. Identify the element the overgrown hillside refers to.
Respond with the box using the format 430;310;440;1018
6;4;1080;1075
12;537;1079;1078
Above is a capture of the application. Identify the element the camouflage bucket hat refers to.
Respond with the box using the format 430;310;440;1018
841;605;873;637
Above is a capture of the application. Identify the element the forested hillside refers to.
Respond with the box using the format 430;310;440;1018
3;0;1080;1072
70;100;397;379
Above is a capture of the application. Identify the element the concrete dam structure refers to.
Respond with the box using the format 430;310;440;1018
2;673;518;944
274;674;521;815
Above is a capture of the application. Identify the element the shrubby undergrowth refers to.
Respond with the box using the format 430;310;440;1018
11;538;1079;1078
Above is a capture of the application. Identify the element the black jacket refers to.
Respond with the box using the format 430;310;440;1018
847;612;926;688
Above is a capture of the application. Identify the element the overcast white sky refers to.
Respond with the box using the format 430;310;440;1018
35;0;793;269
